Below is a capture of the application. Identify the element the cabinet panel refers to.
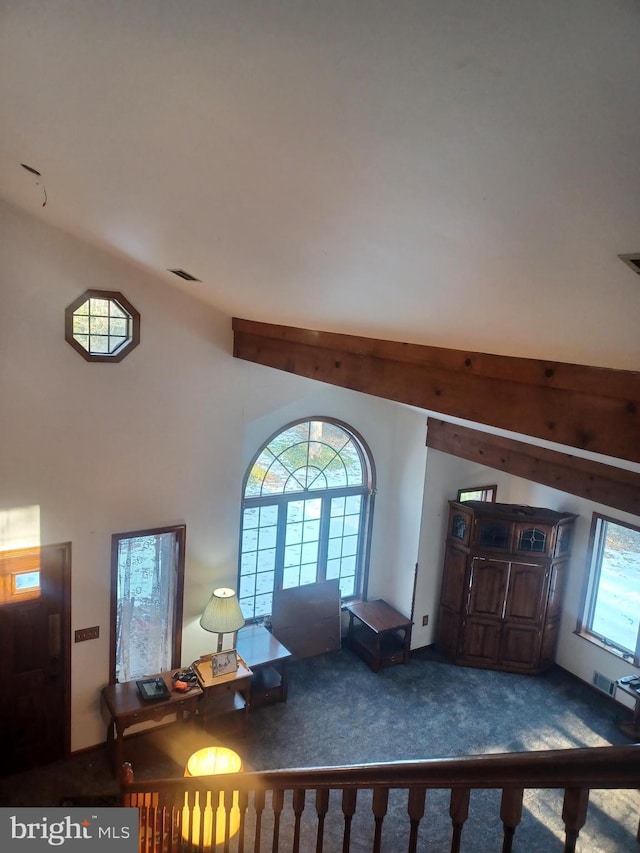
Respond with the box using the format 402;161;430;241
440;547;468;612
436;606;461;659
513;523;553;556
539;621;560;667
500;624;540;669
468;559;508;618
546;561;567;622
505;563;546;624
462;618;501;665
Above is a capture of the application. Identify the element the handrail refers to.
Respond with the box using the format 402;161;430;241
121;745;640;853
121;744;640;791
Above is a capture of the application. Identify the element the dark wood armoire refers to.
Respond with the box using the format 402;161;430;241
436;500;577;674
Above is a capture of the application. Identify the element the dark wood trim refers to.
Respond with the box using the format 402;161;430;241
426;419;640;517
232;318;640;464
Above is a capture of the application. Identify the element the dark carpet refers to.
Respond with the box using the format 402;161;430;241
0;646;638;851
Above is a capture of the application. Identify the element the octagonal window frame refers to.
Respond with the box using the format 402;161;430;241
65;289;140;362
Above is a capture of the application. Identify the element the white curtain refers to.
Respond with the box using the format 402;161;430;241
116;531;177;681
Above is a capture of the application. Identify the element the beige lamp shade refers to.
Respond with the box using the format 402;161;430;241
200;587;245;651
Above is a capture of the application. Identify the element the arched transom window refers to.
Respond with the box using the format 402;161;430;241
238;418;375;620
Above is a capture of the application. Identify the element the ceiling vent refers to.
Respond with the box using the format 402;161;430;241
167;268;201;282
618;254;640;275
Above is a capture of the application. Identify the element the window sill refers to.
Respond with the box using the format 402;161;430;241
573;629;637;666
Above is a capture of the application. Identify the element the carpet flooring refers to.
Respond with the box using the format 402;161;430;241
0;646;638;851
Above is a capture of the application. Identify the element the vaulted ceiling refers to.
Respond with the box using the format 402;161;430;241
1;1;639;372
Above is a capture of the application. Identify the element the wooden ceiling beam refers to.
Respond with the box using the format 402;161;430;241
426;418;640;517
232;318;640;465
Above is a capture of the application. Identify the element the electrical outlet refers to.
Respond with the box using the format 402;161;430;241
75;626;99;643
422;614;429;626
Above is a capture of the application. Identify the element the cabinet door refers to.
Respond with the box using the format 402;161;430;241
504;562;547;624
500;624;540;670
467;558;509;618
461;617;502;666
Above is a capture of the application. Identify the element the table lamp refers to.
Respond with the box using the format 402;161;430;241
200;587;245;652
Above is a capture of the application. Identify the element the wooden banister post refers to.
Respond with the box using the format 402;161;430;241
372;787;389;853
342;788;358;853
407;787;427;853
449;787;470;853
292;788;306;853
272;788;284;853
562;787;590;853
315;789;330;853
500;787;523;853
253;788;266;853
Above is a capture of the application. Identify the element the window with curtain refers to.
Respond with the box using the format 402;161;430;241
110;525;186;683
238;418;375;620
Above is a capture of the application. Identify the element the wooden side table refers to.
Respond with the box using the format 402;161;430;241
615;679;640;739
193;655;253;733
345;599;413;672
237;624;292;707
101;671;202;773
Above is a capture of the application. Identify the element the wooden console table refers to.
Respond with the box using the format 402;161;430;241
101;657;253;773
101;671;202;773
237;624;292;707
345;599;412;672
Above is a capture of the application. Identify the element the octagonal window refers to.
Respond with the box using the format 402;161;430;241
65;290;140;362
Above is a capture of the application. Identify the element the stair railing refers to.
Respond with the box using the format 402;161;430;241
121;743;640;853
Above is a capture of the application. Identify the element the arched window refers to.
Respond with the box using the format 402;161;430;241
238;418;375;620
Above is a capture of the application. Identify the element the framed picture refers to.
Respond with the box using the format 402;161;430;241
211;649;238;677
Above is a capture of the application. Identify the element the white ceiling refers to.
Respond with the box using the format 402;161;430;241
1;1;639;368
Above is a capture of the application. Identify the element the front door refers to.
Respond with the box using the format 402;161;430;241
0;542;71;775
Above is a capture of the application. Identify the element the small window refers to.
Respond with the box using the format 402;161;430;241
457;485;496;502
65;290;140;362
110;525;186;683
577;514;640;664
0;547;41;604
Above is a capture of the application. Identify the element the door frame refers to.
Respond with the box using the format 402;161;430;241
51;541;72;761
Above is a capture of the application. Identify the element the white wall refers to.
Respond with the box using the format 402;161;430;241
0;200;427;750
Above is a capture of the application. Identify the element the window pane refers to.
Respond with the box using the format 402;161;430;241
590;519;640;654
112;526;185;683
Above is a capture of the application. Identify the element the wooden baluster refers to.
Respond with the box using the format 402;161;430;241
237;789;249;853
372;787;389;853
291;788;306;853
407;786;426;853
272;788;285;853
500;787;523;853
253;788;266;853
562;787;589;853
183;789;197;850
315;789;330;853
209;789;219;853
222;788;236;853
449;788;470;853
342;788;358;853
